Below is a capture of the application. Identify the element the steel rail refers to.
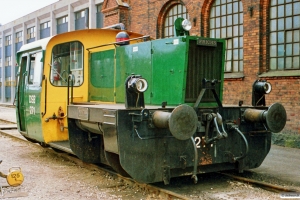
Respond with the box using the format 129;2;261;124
59;154;191;200
0;119;16;125
219;172;299;193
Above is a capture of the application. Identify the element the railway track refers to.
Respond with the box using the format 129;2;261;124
0;119;190;200
219;172;298;193
0;118;299;199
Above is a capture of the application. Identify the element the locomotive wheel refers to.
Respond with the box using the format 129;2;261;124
104;151;130;178
39;142;50;148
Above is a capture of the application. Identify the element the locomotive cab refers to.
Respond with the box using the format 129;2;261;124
15;29;144;151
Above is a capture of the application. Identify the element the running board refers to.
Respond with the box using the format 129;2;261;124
48;141;74;155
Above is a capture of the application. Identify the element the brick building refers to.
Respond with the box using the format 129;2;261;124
0;0;299;137
104;0;299;137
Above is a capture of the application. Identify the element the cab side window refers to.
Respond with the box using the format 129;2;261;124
51;41;83;86
28;52;43;86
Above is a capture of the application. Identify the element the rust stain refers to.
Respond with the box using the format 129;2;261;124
199;150;213;165
199;137;213;165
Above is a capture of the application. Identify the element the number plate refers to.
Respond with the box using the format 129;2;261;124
197;39;217;47
78;107;89;120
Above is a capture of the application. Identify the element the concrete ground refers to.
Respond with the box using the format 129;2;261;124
0;105;16;123
0;105;299;188
250;145;300;186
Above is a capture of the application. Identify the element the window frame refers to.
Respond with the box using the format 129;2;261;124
75;10;85;20
96;4;104;28
209;0;244;75
15;31;23;43
163;4;189;38
28;51;44;86
27;27;36;40
5;56;12;67
50;41;84;87
5;35;12;46
40;21;51;30
57;16;69;25
269;0;300;71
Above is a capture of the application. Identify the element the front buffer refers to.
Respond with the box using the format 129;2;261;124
117;103;286;184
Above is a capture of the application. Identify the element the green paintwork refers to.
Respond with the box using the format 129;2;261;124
16;55;28;132
115;41;152;103
16;51;44;142
25;86;43;141
88;36;225;107
151;37;187;105
90;49;116;102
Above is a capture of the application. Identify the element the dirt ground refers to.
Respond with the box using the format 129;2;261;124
1;130;299;200
0;133;151;200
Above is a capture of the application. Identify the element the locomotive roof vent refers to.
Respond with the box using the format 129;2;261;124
116;31;130;46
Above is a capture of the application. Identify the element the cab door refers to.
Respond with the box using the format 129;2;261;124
17;51;44;141
17;54;28;132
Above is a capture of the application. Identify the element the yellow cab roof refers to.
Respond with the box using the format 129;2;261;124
47;29;145;52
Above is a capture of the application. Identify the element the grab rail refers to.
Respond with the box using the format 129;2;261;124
41;77;47;117
67;74;75;105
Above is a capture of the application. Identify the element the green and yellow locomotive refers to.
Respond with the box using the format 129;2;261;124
15;19;286;184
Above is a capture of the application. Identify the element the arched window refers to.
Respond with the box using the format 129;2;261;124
209;0;243;73
163;4;189;38
269;0;300;70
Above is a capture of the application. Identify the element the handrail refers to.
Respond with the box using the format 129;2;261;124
86;35;151;51
13;73;20;106
41;77;47;117
67;74;75;105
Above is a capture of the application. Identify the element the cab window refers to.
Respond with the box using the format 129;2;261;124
51;41;83;86
28;52;43;86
